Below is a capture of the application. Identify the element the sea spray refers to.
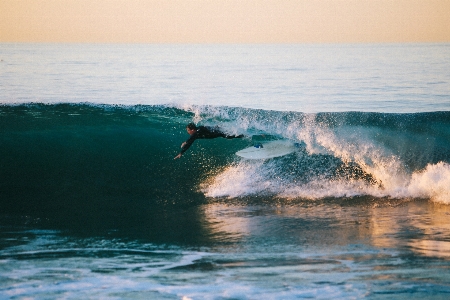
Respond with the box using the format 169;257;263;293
407;162;450;203
187;105;450;202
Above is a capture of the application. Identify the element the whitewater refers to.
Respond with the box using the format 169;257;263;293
1;43;450;299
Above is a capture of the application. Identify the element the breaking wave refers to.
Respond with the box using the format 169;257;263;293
1;103;449;212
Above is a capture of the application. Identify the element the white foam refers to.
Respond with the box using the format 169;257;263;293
203;159;450;203
202;161;266;198
179;105;449;203
406;162;450;203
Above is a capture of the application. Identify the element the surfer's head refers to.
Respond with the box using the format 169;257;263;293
186;123;197;130
186;123;197;134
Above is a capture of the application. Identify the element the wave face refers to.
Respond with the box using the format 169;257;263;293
1;104;450;222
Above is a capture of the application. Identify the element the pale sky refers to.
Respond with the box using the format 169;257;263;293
1;0;449;43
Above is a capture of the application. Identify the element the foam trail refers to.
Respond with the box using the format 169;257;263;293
203;160;450;202
202;161;266;198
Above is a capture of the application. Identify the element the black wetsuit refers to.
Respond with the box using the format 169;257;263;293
180;126;243;155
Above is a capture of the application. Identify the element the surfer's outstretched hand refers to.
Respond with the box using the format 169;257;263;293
174;142;186;159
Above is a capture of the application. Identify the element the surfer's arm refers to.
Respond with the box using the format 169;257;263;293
181;137;195;153
174;135;196;159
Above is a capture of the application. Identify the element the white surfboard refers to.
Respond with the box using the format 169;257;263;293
236;140;296;159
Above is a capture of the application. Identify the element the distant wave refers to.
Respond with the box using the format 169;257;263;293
1;103;449;218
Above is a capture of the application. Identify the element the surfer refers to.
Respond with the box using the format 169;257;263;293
174;123;244;159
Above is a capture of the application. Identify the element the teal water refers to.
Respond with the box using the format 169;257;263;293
1;44;450;299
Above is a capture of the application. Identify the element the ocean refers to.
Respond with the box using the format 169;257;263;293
1;43;450;299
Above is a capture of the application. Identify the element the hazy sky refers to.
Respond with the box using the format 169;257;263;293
1;0;449;43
